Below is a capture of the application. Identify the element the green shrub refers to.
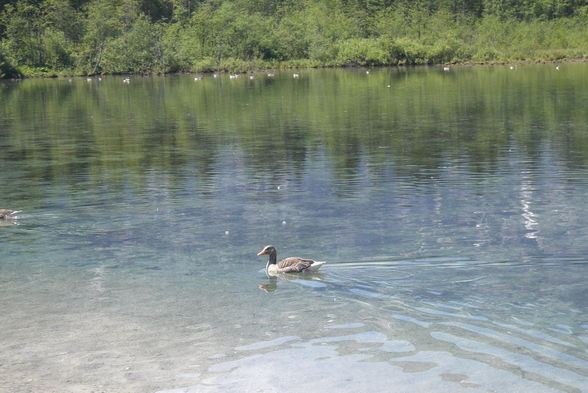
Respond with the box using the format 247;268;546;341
191;57;217;72
472;48;501;62
0;50;22;78
336;38;389;66
387;38;429;65
218;58;251;73
427;42;459;64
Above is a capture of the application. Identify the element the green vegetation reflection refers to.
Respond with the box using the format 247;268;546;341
1;66;587;196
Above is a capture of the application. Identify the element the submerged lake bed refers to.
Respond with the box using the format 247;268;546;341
1;65;587;393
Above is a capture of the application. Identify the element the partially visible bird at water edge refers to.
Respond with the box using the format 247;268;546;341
0;209;21;219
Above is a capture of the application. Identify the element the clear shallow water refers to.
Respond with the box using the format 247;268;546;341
1;65;587;393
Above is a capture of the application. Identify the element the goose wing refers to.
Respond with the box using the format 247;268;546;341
277;257;315;273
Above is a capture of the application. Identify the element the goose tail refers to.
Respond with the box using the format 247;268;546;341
308;261;326;271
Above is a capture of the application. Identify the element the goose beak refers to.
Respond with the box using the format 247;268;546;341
257;249;267;256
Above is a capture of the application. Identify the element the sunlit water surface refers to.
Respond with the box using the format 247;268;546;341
1;65;587;393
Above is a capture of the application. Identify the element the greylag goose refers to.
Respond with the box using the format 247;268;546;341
257;245;326;275
0;209;21;219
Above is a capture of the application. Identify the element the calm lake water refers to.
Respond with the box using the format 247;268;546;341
1;64;587;393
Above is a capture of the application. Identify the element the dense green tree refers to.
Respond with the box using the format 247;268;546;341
483;0;588;19
168;0;201;22
139;0;172;21
77;0;125;73
43;0;84;41
101;14;165;73
272;7;310;59
0;0;46;65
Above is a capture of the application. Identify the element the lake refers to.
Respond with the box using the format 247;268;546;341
1;64;587;393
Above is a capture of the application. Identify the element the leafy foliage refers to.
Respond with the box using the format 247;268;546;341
0;47;21;78
0;0;587;77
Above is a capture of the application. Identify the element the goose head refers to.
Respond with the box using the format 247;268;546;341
257;245;278;273
257;245;276;258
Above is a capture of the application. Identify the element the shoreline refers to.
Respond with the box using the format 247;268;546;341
4;56;587;80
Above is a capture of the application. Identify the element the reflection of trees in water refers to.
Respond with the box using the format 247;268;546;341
1;68;587;260
1;66;587;198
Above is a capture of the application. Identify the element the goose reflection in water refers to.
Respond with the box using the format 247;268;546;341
259;277;278;293
0;220;20;226
258;272;327;293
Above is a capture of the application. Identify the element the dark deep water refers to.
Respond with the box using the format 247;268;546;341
1;64;587;393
